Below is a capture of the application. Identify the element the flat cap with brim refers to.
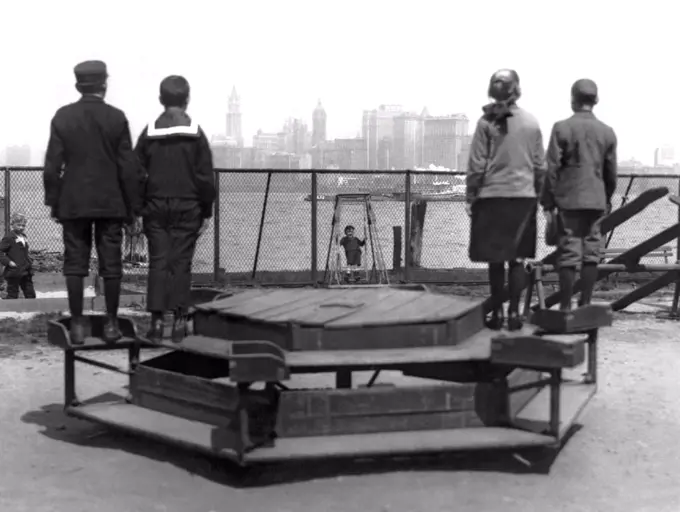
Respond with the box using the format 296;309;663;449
571;78;598;100
74;60;108;86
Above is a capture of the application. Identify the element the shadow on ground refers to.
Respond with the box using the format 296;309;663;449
21;397;582;488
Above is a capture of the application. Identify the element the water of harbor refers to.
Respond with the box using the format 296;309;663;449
8;171;680;272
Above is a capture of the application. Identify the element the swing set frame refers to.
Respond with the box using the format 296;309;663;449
323;193;389;286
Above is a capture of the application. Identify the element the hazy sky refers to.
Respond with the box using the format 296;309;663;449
1;0;674;164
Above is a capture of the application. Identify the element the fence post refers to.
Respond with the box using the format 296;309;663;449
212;170;221;283
311;171;318;286
252;172;272;280
3;168;10;235
404;170;412;282
670;175;680;318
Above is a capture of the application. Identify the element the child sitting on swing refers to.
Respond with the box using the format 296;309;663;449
340;225;365;283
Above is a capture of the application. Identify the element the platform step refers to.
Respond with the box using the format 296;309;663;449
154;329;496;371
47;315;141;351
530;305;613;334
513;380;596;439
68;398;555;465
155;335;234;359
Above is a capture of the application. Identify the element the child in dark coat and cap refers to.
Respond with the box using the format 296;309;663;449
541;78;618;310
0;212;36;299
135;75;216;343
43;60;141;344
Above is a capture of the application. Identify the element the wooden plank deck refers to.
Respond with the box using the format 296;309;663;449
192;288;482;329
67;396;555;464
148;326;541;370
285;327;497;369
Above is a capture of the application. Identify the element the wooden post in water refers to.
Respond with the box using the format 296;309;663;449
392;226;402;270
409;200;427;268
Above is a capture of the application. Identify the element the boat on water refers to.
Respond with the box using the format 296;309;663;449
304;193;394;202
392;180;467;202
302;176;467;202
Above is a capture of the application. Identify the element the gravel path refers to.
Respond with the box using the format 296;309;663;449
1;311;679;512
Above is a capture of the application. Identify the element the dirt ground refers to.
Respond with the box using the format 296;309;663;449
1;307;680;512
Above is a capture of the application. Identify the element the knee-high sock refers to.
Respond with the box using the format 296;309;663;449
559;267;576;310
66;276;84;318
507;261;526;315
579;263;598;306
103;278;121;318
488;263;505;314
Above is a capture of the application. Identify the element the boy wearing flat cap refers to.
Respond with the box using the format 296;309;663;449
541;78;618;311
134;75;216;343
43;60;142;344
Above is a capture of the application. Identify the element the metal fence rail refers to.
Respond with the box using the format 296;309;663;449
3;166;680;286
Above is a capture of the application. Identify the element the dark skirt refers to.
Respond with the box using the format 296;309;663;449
469;197;537;263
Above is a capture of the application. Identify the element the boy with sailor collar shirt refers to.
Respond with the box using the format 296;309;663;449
134;75;216;343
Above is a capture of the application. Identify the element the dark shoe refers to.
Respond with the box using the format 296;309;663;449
70;317;86;346
171;316;187;343
485;311;504;330
507;312;523;332
102;317;122;343
146;317;164;343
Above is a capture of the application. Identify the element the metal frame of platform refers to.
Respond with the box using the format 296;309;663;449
45;291;611;468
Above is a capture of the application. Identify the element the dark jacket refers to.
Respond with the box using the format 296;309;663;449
134;109;216;219
43;95;142;220
0;232;32;278
466;106;546;204
340;236;365;254
541;111;617;211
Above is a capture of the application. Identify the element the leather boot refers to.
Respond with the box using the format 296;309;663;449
70;316;86;345
507;311;523;332
171;314;187;344
485;309;505;330
146;313;164;343
102;316;122;343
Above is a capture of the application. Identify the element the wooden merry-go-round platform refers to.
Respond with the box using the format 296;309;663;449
46;285;612;467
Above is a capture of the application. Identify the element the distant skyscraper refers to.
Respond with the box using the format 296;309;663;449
283;117;308;155
392;114;424;170
226;86;243;148
457;134;473;172
422;114;469;170
654;145;675;167
362;105;403;170
210;134;241;169
312;100;327;147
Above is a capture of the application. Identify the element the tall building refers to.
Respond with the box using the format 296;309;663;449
362;105;403;170
392;114;424;170
226;86;243;147
210;134;242;169
654;145;675;167
282;118;308;155
422;114;469;170
312;100;327;147
253;129;284;152
457;134;472;172
320;138;367;170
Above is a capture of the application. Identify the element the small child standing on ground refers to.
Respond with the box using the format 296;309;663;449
339;225;365;282
0;212;36;299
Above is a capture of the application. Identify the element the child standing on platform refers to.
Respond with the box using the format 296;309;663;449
0;212;36;299
340;225;365;282
135;75;216;343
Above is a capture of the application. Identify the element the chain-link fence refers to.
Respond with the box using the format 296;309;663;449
4;166;680;285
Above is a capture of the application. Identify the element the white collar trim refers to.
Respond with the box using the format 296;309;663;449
147;121;199;137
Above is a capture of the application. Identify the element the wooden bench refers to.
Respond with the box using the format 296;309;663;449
602;246;674;263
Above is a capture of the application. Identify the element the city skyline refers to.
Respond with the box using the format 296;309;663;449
2;0;676;166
